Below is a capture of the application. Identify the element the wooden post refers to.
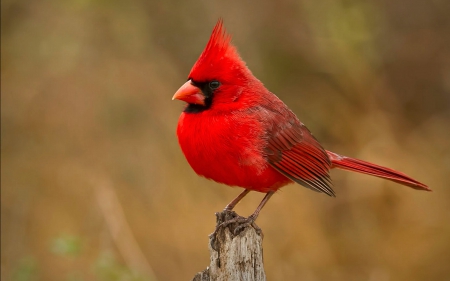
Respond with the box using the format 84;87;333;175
192;211;266;281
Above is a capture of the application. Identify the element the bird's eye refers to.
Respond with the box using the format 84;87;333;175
209;80;220;90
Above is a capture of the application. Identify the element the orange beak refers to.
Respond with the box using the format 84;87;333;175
172;80;205;106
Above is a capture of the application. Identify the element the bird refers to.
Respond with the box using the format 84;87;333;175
172;19;430;228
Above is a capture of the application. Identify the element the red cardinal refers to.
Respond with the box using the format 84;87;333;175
173;20;430;224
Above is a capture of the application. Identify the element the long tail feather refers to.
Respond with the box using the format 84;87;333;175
327;151;430;191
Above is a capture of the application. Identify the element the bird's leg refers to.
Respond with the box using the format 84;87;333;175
210;191;275;250
210;189;250;249
224;189;251;211
212;191;275;236
250;191;274;219
232;191;275;234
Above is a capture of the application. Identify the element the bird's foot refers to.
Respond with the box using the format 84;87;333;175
209;210;262;251
229;214;260;235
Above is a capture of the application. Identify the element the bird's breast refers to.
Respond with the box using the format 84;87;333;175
176;111;291;192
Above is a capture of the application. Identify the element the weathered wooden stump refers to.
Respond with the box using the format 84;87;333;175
192;210;266;281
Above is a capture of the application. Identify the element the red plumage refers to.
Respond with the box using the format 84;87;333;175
173;20;429;219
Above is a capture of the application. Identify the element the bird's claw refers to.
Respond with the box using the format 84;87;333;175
209;211;262;251
230;215;261;236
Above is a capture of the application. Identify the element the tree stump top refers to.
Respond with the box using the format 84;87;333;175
192;211;266;281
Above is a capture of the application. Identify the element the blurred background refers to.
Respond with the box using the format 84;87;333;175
2;0;450;280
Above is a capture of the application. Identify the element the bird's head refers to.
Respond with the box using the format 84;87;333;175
172;19;255;113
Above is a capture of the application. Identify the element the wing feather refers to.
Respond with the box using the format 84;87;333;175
265;115;335;197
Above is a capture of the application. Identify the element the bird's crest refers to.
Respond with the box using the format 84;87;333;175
189;19;249;82
200;19;233;62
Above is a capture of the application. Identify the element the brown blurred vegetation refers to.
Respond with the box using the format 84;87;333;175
2;0;450;280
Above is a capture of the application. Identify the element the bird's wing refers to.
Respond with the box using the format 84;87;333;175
263;110;335;197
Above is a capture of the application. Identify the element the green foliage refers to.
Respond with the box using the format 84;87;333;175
51;234;83;257
49;235;152;280
94;252;150;281
12;257;38;281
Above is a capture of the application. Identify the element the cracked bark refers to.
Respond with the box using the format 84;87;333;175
191;211;266;281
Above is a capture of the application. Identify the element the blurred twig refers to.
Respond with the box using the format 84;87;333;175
94;178;157;280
